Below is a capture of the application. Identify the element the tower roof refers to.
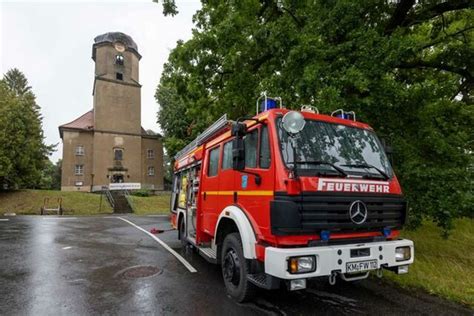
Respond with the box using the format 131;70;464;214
92;32;141;60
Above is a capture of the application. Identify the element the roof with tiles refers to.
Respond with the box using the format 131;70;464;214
59;110;160;138
60;110;94;130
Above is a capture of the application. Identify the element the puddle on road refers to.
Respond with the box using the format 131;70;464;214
248;284;364;316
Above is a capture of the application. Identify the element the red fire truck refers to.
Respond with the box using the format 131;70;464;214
170;95;414;302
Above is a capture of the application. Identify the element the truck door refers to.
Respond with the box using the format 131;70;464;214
200;144;221;239
218;139;235;214
237;124;274;237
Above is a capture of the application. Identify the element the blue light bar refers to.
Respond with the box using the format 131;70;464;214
331;109;356;121
335;113;353;120
260;98;278;112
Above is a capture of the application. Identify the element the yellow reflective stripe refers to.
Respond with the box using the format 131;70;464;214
202;191;273;196
238;191;273;196
202;191;232;196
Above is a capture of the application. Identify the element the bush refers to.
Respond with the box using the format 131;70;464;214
131;189;152;197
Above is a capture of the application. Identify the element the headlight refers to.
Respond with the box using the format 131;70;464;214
395;246;411;261
288;256;316;274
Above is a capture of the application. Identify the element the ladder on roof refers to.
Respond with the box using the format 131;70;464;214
175;114;230;160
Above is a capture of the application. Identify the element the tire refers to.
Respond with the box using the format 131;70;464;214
221;232;256;302
179;216;188;246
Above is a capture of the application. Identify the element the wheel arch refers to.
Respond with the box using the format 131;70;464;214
214;205;257;260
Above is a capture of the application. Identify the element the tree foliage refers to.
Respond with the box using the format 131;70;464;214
152;0;178;16
0;69;53;190
156;0;473;234
38;159;62;190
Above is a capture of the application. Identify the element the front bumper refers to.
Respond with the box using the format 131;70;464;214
264;239;414;280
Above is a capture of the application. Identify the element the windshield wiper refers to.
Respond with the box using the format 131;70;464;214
290;161;348;178
341;163;389;180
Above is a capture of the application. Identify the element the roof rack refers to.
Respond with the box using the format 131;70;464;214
175;114;230;159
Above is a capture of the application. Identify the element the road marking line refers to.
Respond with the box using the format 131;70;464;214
117;217;197;273
0;219;9;221
62;246;72;250
102;216;118;219
42;217;77;220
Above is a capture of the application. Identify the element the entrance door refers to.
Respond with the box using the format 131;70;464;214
111;174;124;183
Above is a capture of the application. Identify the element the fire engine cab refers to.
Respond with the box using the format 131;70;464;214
170;94;414;302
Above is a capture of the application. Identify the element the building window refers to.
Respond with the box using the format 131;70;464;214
75;145;84;156
75;165;84;175
148;166;155;176
114;148;123;161
116;72;123;80
147;149;154;159
115;55;124;65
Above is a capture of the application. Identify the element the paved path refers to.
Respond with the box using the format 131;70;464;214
0;216;471;315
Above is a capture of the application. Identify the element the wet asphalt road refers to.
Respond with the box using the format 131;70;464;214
0;215;471;316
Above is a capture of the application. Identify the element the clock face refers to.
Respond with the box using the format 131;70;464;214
114;42;126;52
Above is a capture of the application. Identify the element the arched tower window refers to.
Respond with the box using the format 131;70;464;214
115;55;124;65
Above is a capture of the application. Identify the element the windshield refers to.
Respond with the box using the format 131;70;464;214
277;118;393;178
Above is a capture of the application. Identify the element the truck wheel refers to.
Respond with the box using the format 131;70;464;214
221;232;256;302
179;217;187;246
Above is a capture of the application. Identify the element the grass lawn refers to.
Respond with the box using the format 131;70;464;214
0;189;171;216
130;194;170;215
386;218;474;307
0;189;113;215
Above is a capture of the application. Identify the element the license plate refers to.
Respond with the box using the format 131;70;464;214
346;260;378;273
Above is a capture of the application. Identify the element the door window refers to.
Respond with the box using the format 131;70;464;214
208;146;220;176
244;129;258;168
260;125;271;169
222;141;233;170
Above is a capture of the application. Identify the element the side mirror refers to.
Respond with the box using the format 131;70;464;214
231;122;247;137
232;138;245;171
380;138;393;154
231;121;247;171
381;138;394;163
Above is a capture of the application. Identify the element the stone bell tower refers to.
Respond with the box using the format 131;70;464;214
92;32;142;134
59;32;164;193
90;32;144;187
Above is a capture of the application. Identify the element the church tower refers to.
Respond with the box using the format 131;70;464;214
92;32;142;134
59;32;164;193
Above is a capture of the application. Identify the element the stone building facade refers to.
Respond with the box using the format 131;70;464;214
59;32;164;192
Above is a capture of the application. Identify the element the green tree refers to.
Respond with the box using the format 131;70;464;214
38;159;61;190
0;69;54;190
3;68;32;96
156;0;473;234
152;0;178;16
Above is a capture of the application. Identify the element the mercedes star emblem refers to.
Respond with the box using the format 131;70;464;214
349;200;368;225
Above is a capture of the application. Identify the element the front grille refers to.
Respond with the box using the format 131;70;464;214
272;192;406;235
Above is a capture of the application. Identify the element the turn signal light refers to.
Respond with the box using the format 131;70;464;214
288;256;316;274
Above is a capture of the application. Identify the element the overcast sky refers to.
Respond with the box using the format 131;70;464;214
1;0;201;162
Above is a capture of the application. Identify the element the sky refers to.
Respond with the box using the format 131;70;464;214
0;0;201;162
